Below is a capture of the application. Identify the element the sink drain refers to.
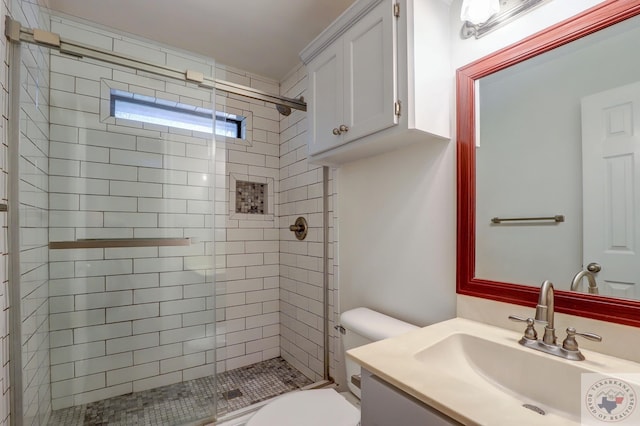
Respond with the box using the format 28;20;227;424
522;403;546;415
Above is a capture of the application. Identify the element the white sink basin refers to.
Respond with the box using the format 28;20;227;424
414;332;590;420
347;318;640;425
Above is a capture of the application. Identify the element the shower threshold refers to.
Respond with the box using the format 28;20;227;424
48;357;313;425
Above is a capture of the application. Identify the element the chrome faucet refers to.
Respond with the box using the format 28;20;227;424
535;279;556;344
571;270;599;294
509;280;602;361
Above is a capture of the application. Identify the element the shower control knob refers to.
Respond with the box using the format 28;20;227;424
289;217;308;240
332;128;341;135
339;124;349;133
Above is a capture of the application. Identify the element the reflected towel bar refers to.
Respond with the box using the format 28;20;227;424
49;238;191;249
491;215;565;224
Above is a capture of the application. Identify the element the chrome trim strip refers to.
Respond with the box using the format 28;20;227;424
323;166;330;381
49;238;192;249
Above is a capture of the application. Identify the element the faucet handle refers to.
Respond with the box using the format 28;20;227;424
562;327;602;351
508;315;538;340
508;314;528;322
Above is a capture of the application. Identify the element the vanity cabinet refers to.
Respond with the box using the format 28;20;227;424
361;369;462;426
299;0;451;166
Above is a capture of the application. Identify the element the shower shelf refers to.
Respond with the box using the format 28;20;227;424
49;238;192;249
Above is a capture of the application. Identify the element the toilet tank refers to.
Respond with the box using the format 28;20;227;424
339;308;419;398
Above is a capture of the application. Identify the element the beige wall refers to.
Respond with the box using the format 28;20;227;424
337;140;456;327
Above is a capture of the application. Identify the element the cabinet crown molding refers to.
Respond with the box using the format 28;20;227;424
300;0;386;64
300;0;453;65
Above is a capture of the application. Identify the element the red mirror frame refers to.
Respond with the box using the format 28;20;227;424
456;0;640;327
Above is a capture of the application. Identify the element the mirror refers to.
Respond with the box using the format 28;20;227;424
457;1;640;327
476;13;640;296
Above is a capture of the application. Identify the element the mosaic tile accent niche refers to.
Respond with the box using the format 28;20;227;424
236;180;266;214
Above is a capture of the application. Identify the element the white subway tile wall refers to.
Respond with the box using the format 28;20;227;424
214;64;284;375
279;64;337;382
14;1;52;425
47;16;218;410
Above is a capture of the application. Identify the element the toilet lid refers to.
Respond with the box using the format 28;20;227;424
246;389;360;426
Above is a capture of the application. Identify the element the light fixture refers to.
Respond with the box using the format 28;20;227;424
461;0;552;39
460;0;500;25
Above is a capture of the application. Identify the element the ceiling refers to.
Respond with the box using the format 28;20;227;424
46;0;357;81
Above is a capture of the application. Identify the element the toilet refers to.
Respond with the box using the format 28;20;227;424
246;307;419;426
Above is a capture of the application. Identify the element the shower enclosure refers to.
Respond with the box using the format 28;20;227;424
16;17;219;425
7;4;330;426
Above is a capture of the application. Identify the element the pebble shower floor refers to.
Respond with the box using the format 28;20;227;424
47;357;313;425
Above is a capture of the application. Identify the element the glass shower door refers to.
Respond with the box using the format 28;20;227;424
41;49;218;424
17;34;53;426
11;10;327;425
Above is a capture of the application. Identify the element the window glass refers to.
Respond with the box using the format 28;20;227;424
111;89;245;139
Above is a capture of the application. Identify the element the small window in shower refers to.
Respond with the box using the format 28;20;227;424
110;89;245;138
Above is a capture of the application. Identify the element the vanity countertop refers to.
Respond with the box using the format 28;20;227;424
347;317;640;426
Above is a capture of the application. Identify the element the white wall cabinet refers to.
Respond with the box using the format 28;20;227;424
300;0;451;166
361;369;463;426
306;0;398;156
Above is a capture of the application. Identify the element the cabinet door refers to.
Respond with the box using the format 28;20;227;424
342;0;398;143
361;370;463;426
307;42;344;156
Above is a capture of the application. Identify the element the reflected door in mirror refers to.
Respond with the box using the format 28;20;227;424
582;81;640;299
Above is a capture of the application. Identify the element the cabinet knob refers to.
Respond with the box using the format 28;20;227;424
339;124;349;133
332;128;341;135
